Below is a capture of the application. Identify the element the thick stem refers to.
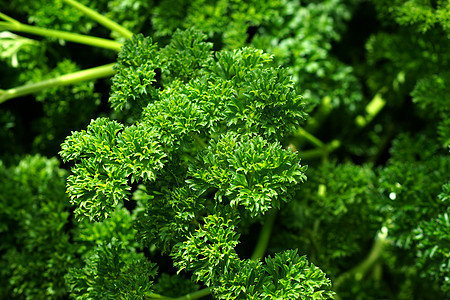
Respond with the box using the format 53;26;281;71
0;19;122;51
251;208;277;260
62;0;134;39
0;63;116;103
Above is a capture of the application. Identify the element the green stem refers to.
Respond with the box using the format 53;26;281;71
147;292;174;299
305;95;333;133
189;132;207;149
294;97;332;151
300;139;341;161
174;288;211;300
0;18;122;51
369;126;396;164
355;93;386;128
333;228;388;288
62;0;133;39
0;12;20;25
300;148;324;160
0;63;115;103
251;209;277;260
147;288;211;300
296;126;324;148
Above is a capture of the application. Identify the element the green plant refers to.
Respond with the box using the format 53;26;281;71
1;0;449;299
59;29;335;299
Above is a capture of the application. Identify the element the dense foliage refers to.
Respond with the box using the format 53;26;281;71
0;0;449;299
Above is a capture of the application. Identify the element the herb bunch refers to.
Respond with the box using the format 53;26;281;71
0;0;449;299
59;29;334;299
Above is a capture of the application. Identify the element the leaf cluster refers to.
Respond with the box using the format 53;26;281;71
250;0;363;112
0;155;72;299
61;28;307;221
59;28;333;298
0;155;150;299
66;238;158;300
1;0;450;299
372;0;450;33
414;182;450;293
273;161;381;276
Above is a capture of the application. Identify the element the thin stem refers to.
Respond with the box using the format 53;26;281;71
369;126;396;164
333;228;388;288
0;12;20;25
322;139;340;163
300;139;341;160
189;132;208;149
294;97;332;151
296;126;324;148
147;292;174;299
62;0;134;39
300;148;324;160
305;95;333;133
0;18;122;51
174;288;211;300
147;288;211;300
251;208;277;260
0;63;116;103
355;93;386;128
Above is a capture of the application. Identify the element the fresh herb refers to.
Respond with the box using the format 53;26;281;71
0;0;448;299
